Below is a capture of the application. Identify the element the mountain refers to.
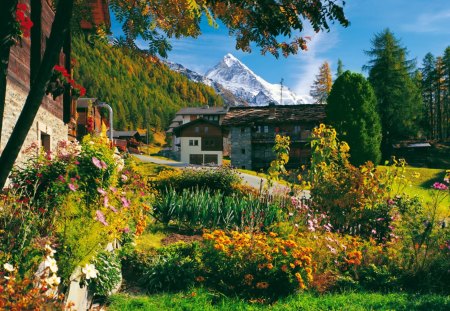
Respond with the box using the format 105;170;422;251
72;36;223;131
165;61;246;106
205;54;307;105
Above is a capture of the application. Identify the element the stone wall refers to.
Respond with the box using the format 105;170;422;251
230;126;252;169
0;0;69;161
1;79;68;161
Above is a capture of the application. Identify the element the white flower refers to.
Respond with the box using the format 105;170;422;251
45;244;56;256
44;256;58;273
81;263;98;279
45;274;61;287
3;263;14;272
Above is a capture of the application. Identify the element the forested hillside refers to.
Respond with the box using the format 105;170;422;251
72;36;223;130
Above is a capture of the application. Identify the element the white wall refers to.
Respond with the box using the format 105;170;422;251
180;136;223;165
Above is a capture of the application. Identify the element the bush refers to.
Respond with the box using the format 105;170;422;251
201;230;314;301
124;243;202;293
307;124;398;240
151;167;240;196
153;188;282;231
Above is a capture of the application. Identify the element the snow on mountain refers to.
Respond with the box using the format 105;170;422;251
205;53;307;106
164;60;246;106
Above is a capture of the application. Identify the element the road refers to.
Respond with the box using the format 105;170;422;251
134;154;270;188
134;154;309;197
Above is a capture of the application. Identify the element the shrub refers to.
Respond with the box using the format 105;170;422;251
201;230;314;300
124;243;202;293
88;251;122;296
307;124;399;240
153;188;282;231
151;167;240;195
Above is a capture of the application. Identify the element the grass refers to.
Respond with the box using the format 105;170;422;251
378;166;448;212
108;289;450;311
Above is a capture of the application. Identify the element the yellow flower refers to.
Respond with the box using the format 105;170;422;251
269;232;278;237
290;263;295;269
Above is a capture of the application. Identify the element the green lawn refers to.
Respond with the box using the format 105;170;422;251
378;166;448;212
108;290;450;311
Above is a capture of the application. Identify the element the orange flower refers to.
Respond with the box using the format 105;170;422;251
281;265;288;272
195;276;205;282
256;282;269;289
266;263;274;270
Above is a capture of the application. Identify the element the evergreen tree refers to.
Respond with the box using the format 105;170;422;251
364;29;422;156
442;46;450;139
421;53;436;138
326;71;382;166
310;61;333;104
336;59;344;78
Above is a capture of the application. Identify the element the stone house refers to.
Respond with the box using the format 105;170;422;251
167;105;229;155
173;118;224;165
222;104;326;170
1;0;109;158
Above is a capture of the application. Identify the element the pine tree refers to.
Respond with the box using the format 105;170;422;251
442;46;450;139
421;53;436;138
336;59;344;78
435;57;446;140
326;71;382;166
364;29;422;156
310;61;333;104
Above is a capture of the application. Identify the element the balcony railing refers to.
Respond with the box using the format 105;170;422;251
251;131;311;142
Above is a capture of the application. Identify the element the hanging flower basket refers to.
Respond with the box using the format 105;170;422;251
45;65;86;100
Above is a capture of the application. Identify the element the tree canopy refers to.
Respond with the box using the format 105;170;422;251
326;71;382;166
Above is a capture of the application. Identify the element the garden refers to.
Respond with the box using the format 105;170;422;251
1;125;449;310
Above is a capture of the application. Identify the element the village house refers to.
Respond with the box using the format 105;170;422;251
173;118;225;165
222;103;326;170
0;0;109;158
167;105;229;154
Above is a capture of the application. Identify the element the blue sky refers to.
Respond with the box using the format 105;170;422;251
112;0;450;98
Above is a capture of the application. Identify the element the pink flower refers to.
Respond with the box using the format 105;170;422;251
433;182;448;190
103;196;109;208
123;227;130;233
58;175;65;182
92;157;107;170
109;206;118;213
121;197;130;208
109;186;117;193
371;229;377;235
68;183;78;191
95;210;108;226
97;188;107;196
121;174;128;182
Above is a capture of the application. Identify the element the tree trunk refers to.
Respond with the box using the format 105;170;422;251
0;0;74;189
0;0;18;149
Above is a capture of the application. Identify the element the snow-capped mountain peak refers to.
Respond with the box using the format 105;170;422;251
205;54;306;106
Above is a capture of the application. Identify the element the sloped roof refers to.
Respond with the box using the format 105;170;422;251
222;104;326;126
108;130;139;138
173;118;222;136
176;106;228;115
77;98;99;109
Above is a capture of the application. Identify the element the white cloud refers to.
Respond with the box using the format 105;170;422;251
402;9;450;33
291;28;339;102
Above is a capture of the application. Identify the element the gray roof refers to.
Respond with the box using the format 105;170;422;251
176;106;228;115
222;104;326;126
108;130;139;138
77;98;99;109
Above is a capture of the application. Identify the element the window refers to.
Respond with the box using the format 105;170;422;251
256;125;269;133
204;126;209;133
294;125;301;133
195;127;199;133
264;125;269;133
189;139;198;146
240;127;246;134
241;165;246;169
41;132;50;152
241;148;246;155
